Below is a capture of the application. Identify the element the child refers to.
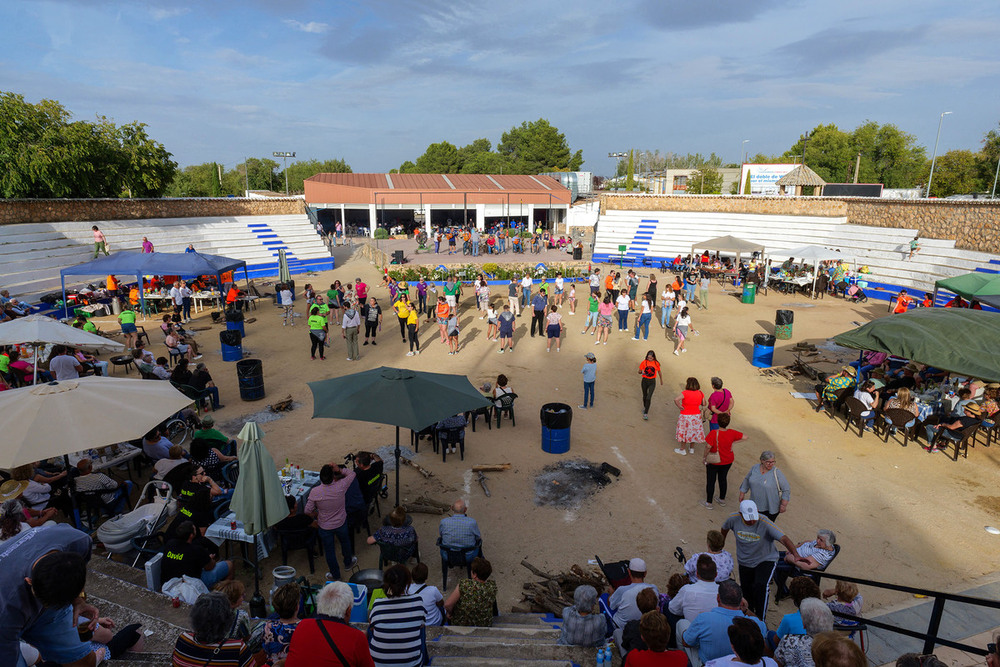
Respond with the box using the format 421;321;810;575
545;304;563;352
497;304;515;353
279;284;294;326
567;283;576;315
823;580;864;635
580;352;596;409
406;563;444;627
553;273;564;307
447;312;460;355
486;302;499;341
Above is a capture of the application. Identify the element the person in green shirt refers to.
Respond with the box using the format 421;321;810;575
118;306;138;348
0;349;10;375
443;277;461;313
581;294;600;336
193;415;237;455
308;305;328;360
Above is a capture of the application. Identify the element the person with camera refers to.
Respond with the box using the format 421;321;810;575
352;452;384;507
306;463;359;581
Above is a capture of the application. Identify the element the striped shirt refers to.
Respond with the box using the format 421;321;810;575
170;632;262;666
367;595;426;666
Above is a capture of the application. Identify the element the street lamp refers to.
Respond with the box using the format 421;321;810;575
740;139;750;164
925;112;951;198
608;152;628;189
273;151;296;195
991;153;1000;199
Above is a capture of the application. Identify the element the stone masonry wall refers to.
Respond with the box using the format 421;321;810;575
0;198;305;225
599;194;1000;253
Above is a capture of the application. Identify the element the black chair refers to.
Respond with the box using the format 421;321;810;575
437;537;483;590
212;498;231;520
494;392;518;428
170;380;209;412
842;397;869;438
466;405;493;432
436;427;466;463
367;473;387;520
411;426;436;454
931;422;981;461
877;408;918;447
276;526;323;574
377;540;420;569
73;482;120;531
222;461;240;487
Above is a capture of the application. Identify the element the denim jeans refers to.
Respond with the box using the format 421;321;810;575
318;523;353;579
660;304;672;327
617;309;628;330
583;381;595;407
584;311;599;328
685;284;696;301
203;385;221;409
634;312;651;339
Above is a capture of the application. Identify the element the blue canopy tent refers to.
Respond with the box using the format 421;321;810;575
58;251;249;318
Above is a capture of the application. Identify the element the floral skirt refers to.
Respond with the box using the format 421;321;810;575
676;413;706;444
597;314;613;328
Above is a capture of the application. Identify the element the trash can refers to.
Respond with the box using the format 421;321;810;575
220;330;243;362
225;309;246;338
752;333;775;368
741;283;756;304
775;309;794;340
572;246;583;260
236;358;264;401
110;297;122;316
540;403;572;454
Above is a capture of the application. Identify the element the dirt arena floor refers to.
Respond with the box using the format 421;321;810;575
89;248;1000;628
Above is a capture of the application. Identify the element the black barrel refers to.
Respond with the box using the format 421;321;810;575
220;329;243;362
752;334;776;368
236;358;264;401
572;246;583;260
540;403;572;454
775;309;794;340
225;309;245;322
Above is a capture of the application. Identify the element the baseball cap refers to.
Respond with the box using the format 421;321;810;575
628;558;647;573
584;353;596;361
739;500;759;521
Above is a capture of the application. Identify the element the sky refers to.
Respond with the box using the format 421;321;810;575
2;0;998;177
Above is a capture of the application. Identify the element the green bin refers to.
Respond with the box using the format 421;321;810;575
741;284;756;304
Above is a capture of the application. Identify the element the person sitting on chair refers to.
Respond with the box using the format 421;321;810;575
275;494;316;532
192;415;236;455
353;451;384;506
610;558;659;629
815;366;857;413
774;529;837;601
924;402;982;451
438;499;482;557
444;557;497;627
366;506;418;560
161;520;233;589
435;414;468;456
557;584;606;648
74;458;133;515
189;438;237;486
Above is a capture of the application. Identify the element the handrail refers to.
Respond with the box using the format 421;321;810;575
814;571;994;656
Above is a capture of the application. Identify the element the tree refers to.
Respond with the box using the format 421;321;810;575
398;160;417;174
167;163;234;197
0;91;176;198
926;150;983;197
460;151;509;174
687;166;723;194
743;170;752;194
625;150;635;191
850;121;926;188
978;123;1000;192
497;119;584;174
783;124;853;183
413;141;461;173
282;158;351;193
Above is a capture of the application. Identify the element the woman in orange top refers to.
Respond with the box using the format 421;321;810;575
226;284;241;311
638;350;663;421
603;273;615;296
435;295;451;344
892;289;912;314
128;286;139;307
106;275;118;292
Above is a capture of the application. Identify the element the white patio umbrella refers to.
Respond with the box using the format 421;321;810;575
0;314;125;382
0;376;192;469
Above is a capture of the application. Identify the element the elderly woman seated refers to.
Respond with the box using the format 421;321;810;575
774;529;837;601
774;597;834;667
172;592;263;665
444;557;498;627
366;506;419;561
557;584;606;647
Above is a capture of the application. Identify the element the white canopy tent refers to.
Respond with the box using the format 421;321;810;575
765;245;855;295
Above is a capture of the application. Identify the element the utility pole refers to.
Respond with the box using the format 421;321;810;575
926;112;951;198
853;152;861;184
244;157;250;195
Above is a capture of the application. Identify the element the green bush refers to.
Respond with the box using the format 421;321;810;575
374;228;389;239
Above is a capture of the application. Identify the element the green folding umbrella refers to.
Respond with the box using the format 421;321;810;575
833;309;1000;382
230;421;289;614
278;248;292;285
308;367;493;506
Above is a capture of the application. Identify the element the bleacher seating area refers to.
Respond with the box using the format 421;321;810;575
0;214;334;300
592;209;1000;304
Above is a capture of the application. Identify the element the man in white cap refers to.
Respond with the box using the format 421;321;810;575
720;499;801;621
609;557;659;629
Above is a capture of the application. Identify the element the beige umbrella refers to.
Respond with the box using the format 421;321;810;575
0;376;192;469
0;314;125;382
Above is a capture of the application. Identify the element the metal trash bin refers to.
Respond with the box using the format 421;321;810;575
236;359;264;401
220;329;243;362
225;309;246;338
540;403;572;454
741;284;756;304
775;309;794;340
752;333;775;368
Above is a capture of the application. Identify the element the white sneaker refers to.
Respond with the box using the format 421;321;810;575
674;448;687;455
716;498;727;506
594;341;600;345
673;350;680;356
688;447;695;454
681;349;687;353
406;351;414;356
703;502;714;509
497;349;504;354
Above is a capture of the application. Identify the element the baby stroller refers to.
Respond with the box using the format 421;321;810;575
845;284;868;303
96;480;176;566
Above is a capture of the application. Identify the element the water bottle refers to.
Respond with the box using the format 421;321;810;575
596;647;605;667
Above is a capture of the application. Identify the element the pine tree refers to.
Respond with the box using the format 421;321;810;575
743;170;752;194
625;150;635;191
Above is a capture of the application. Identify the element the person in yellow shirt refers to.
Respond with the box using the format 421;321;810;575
393;298;410;343
308;305;328;360
405;300;420;356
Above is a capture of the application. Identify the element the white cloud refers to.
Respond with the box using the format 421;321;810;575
150;7;191;21
283;19;329;34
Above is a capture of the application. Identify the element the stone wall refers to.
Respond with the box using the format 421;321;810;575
0;198;305;225
599;194;1000;253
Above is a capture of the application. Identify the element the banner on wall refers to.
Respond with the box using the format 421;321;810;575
738;163;798;196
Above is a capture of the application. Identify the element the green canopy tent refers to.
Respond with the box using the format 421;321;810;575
934;273;1000;310
833;309;1000;382
308;367;493;507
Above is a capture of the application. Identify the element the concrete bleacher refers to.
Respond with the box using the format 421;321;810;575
0;214;334;300
592;209;1000;303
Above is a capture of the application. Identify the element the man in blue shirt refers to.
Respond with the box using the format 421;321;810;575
680;580;767;666
438;499;483;562
530;288;549;337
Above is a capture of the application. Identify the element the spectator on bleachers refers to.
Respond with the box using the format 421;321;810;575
821;581;863;631
366;506;418;559
809;631;867;667
74;458;133;515
623;611;687;666
707;616;776;667
774;598;833;667
775;577;821;640
406;563;444;627
172;592;263;666
10;465;60;512
610;558;660;629
263;582;301;665
285;581;374;666
679;580;767;666
0;498;31;544
444;557;498;627
215;579;263;653
557;584;605;647
685;530;735;583
368;564;426;667
620;587;661;657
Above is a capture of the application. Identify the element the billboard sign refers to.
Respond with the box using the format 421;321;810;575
738;163;798;196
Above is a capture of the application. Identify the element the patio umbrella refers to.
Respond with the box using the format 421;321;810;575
308;367;493;506
833;309;1000;382
230;422;288;615
278;249;292;285
0;314;125;382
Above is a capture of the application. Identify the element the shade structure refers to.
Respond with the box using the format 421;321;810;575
308;367;493;505
0;314;125;352
833;309;1000;382
935;273;1000;308
278;249;292;284
230;422;289;536
691;235;765;256
0;376;192;469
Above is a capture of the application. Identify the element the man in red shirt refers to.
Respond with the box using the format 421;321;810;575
285;581;374;667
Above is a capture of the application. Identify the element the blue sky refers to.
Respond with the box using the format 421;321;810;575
2;0;998;177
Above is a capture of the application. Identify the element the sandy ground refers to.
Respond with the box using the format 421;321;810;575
88;248;1000;634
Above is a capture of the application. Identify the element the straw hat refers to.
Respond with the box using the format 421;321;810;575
985;383;1000;390
841;366;857;377
905;362;921;372
964;402;983;416
0;480;28;503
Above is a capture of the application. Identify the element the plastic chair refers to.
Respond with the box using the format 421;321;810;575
436;426;466;462
466;405;493;432
842;397;869;438
167;347;182;366
932;422;981;461
437;537;483;590
377;540;420;568
494;392;518;428
277;526;322;573
878;408;918;447
222;461;240;487
834;620;868;653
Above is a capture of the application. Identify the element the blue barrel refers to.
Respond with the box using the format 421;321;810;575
226;319;245;338
540;403;572;454
236;359;264;401
752;333;775;368
220;330;242;362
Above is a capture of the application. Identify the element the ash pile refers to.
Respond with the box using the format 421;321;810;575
533;458;620;509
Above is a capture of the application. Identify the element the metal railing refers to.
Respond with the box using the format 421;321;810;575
814;571;998;656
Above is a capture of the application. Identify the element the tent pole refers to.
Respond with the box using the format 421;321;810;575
61;274;69;320
138;274;145;321
64;453;83;530
394;426;401;508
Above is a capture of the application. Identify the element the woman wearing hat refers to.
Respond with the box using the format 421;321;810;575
924;402;983;452
0;481;57;528
815;366;857;413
